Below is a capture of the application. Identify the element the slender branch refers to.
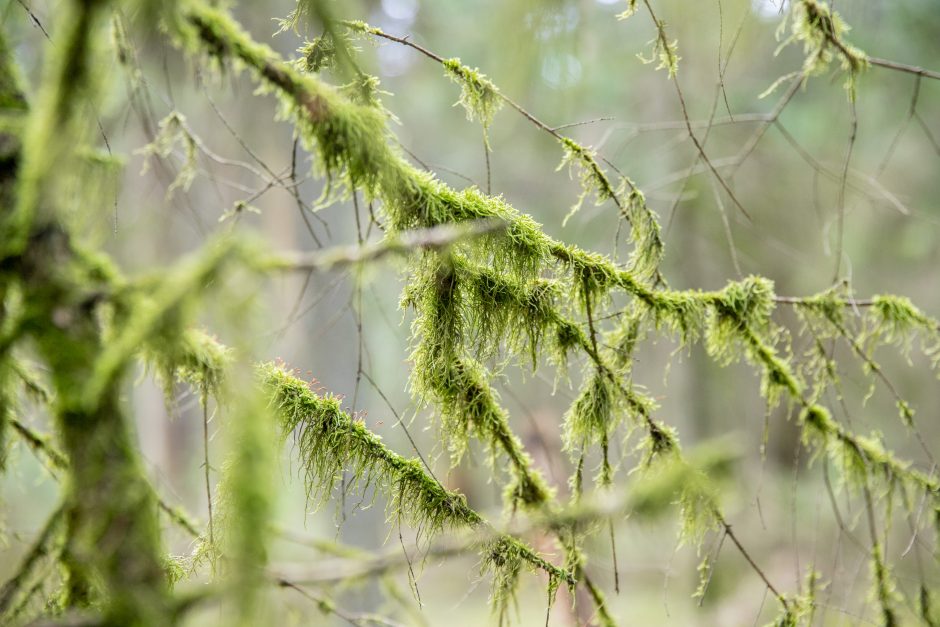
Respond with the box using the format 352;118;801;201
261;364;576;586
640;0;750;220
268;220;505;273
344;19;667;284
866;56;940;81
276;578;406;627
715;514;789;610
773;295;873;307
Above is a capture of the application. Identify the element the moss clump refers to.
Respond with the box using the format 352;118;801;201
136;112;198;198
297;35;337;73
769;0;869;99
557;137;616;224
866;294;939;359
442;58;502;139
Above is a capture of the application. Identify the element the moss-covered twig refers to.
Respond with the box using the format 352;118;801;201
260;362;575;589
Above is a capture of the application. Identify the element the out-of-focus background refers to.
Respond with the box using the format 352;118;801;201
3;0;939;624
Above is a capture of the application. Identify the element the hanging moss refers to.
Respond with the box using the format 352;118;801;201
799;403;940;499
481;536;563;627
703;277;802;408
638;15;680;79
624;449;723;546
204;387;275;625
86;236;245;410
345;19;665;282
617;0;639;21
558;137;616;224
564;371;617;453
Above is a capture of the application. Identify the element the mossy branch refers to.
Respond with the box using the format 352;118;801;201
180;2;915;339
260;362;575;588
343;19;665;282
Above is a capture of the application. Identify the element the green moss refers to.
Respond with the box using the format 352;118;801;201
213;388;275;624
99;5;940;622
638;15;680;79
617;0;639;20
558;137;615;224
702;277;802;407
144;328;231;402
87;237;243;410
625;448;724;547
5;0;110;260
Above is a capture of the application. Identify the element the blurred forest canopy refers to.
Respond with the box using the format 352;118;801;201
1;0;940;625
